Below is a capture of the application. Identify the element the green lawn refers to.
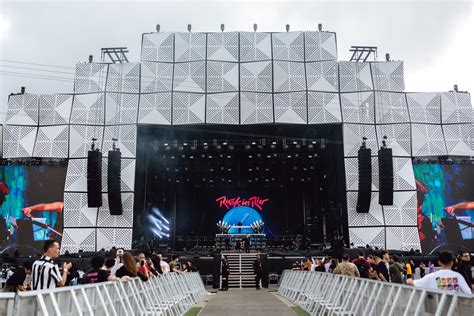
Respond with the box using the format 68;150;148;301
291;306;310;316
184;307;202;316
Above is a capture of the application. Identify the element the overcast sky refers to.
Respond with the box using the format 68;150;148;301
0;0;473;123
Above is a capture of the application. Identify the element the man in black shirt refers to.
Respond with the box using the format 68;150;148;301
373;253;389;282
253;254;262;290
4;261;33;292
83;256;116;284
457;251;473;291
220;256;229;291
244;235;251;253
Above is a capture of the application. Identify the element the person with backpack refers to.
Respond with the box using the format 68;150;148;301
352;250;370;278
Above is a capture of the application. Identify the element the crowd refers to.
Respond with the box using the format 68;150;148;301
1;240;198;292
291;249;473;294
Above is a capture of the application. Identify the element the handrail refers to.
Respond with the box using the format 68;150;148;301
278;270;474;316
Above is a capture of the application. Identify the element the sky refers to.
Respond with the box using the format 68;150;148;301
0;0;473;124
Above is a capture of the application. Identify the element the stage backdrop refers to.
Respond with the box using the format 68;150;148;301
0;164;67;254
414;163;474;253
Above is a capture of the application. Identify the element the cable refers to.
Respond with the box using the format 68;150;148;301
0;72;74;83
0;65;75;75
0;59;76;70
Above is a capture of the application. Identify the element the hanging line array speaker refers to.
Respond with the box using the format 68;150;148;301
108;149;123;215
87;150;102;207
378;147;394;205
357;145;372;213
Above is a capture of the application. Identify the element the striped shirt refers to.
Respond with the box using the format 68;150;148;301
32;256;62;290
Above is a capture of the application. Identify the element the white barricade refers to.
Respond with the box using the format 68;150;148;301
278;270;474;316
0;293;15;316
0;272;206;316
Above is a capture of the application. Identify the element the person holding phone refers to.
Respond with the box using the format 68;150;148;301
111;248;124;275
31;240;72;290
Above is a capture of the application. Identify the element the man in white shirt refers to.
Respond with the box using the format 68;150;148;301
408;250;471;294
158;254;170;273
111;248;124;276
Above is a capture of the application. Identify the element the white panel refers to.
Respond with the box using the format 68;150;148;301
347;192;384;226
206;92;239;124
304;31;337;62
96;228;133;250
174;32;206;62
3;125;37;158
306;61;338;92
63;192;98;227
138;93;172;124
393;157;416;191
105;93;139;125
140;62;173;93
69;125;103;158
344;157;379;191
273;61;306;92
33;125;69;158
374;92;409;124
207;61;239;93
207;32;239;62
102;125;137;158
100;158;135;192
340;92;374;124
240;32;272;62
240;92;273;124
64;159;88;192
406;92;441;124
411;124;447;156
97;193;134;227
141;32;174;62
441;92;472;124
70;93;105;125
307;92;341;124
39;94;73;125
339;61;373;92
383;191;417;226
5;93;38;126
240;61;272;92
61;228;96;253
376;124;411;156
274;92;307;124
172;92;205;124
349;227;385;249
106;63;140;93
371;61;405;92
74;63;108;93
272;32;304;61
173;62;206;93
343;124;378;157
386;226;421;251
443;124;474;156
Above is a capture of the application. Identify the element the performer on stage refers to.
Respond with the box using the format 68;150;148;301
220;256;229;291
445;202;474;214
22;202;64;239
244;235;250;253
253;254;262;290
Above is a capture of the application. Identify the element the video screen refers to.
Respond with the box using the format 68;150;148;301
414;163;474;253
0;164;67;254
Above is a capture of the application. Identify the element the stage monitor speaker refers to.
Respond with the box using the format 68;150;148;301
357;147;372;213
378;147;393;205
87;150;102;207
108;150;123;215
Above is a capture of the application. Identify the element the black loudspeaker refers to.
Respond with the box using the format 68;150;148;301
108;150;122;215
357;147;372;213
87;150;102;207
378;147;393;205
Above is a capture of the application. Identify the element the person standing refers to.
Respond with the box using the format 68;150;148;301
4;261;33;292
244;235;251;253
332;253;360;277
220;256;229;291
32;240;72;290
389;256;405;284
158;254;170;273
456;251;473;291
352;250;370;278
253;254;263;290
373;253;389;282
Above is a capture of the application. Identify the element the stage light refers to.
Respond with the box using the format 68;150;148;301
203;142;208;146
251;141;256;145
293;141;298;145
183;142;188;146
223;142;227;146
164;143;168;146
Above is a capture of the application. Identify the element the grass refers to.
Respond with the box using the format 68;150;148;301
183;307;202;316
291;306;310;316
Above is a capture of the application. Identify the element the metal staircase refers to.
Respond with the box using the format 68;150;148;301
223;253;258;288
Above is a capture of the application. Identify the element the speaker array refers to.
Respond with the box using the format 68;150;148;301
378;147;394;205
356;144;372;213
108;149;123;215
87;149;102;207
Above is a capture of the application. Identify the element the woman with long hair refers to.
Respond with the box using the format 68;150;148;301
115;252;149;281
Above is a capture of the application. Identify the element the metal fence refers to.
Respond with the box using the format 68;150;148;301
278;270;474;316
0;272;206;316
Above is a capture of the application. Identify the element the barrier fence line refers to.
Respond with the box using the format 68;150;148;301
0;272;206;316
278;270;474;316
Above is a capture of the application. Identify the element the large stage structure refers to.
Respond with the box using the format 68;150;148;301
1;27;473;253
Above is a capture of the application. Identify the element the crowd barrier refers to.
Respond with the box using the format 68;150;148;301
0;271;206;316
278;270;474;316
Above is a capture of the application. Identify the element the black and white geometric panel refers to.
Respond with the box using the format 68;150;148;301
63;192;98;227
138;93;172;124
349;227;385;249
240;92;273;124
96;228;133;251
105;93;139;125
376;124;411;157
106;63;140;94
2;125;37;158
61;228;96;254
307;92;341;124
374;92;410;124
33;125;69;158
443;124;474;156
344;157;379;191
39;94;73;125
240;32;272;62
272;32;304;62
140;62;173;93
240;61;272;92
102;125;137;158
411;124;447;156
347;192;384;227
207;61;239;93
406;92;441;124
5;93;39;126
273;61;306;92
304;32;337;62
340;92;375;124
370;61;405;92
206;93;239;124
173;62;206;93
440;92;473;124
383;191;417;226
393;157;416;191
385;226;421;251
141;32;174;62
70;93;105;125
97;193;134;227
174;32;206;62
74;63;108;93
99;158;135;192
207;32;239;62
306;61;339;92
64;159;88;192
69;125;103;158
274;92;307;124
339;62;373;92
343;123;378;157
172;92;205;124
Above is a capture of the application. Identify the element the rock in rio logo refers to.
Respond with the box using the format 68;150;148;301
215;196;269;211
